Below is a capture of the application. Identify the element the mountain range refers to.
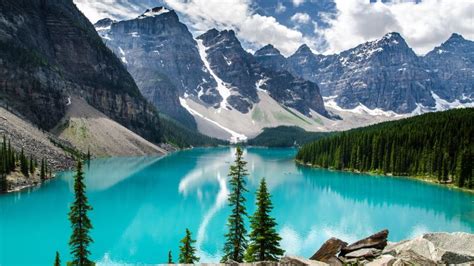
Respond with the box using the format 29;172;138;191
95;6;473;141
0;1;472;151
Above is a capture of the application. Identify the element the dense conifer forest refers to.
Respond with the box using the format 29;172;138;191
247;126;331;147
0;136;51;192
296;108;473;189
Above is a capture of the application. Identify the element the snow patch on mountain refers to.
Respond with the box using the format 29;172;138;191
431;92;474;111
179;97;247;143
196;39;232;111
118;47;127;64
323;96;400;117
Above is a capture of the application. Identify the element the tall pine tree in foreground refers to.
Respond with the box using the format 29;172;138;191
221;146;249;263
245;178;284;262
68;161;94;265
168;250;173;264
54;251;61;266
178;228;199;264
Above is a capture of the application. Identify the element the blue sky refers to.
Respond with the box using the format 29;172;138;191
74;0;474;56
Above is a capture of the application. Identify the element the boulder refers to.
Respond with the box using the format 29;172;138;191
391;250;437;265
383;237;436;261
344;248;381;259
383;232;474;264
309;238;348;262
340;229;389;255
441;251;474;265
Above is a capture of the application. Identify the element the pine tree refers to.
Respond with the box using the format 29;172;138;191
54;251;61;266
29;155;34;175
68;161;94;265
245;178;284;262
178;228;199;264
20;148;29;177
168;250;173;264
40;159;46;180
221;146;249;263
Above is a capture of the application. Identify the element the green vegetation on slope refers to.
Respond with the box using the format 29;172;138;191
247;126;331;147
296;108;474;189
0;136;52;192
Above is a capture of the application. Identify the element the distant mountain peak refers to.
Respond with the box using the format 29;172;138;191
94;18;116;29
294;44;313;55
254;44;282;57
378;32;406;45
448;33;465;41
137;6;172;19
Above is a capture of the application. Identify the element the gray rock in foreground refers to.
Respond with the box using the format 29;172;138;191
309;231;474;265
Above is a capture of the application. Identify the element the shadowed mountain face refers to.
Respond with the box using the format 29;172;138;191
96;10;329;129
0;0;162;143
424;33;474;102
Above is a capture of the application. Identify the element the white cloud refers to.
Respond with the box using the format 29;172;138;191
163;0;308;56
292;0;306;7
317;0;474;55
275;2;287;14
291;12;311;24
73;0;149;23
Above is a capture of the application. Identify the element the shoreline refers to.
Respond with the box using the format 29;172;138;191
295;160;474;194
3;143;179;194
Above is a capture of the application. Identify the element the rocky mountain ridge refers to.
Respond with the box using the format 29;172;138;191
95;7;331;141
258;32;474;114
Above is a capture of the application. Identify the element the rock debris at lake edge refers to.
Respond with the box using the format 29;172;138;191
157;230;473;265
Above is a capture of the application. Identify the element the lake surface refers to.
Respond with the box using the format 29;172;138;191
0;147;473;265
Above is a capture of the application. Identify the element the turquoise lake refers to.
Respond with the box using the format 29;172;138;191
0;147;473;265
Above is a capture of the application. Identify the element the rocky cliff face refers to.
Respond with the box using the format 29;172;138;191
96;8;221;128
196;29;259;113
254;44;288;72
196;29;328;117
283;33;438;113
424;33;474;102
330;33;437;113
97;11;329;130
0;0;163;143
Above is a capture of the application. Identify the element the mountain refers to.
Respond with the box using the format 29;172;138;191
253;44;288;71
278;33;439;113
95;7;220;129
96;8;330;141
0;0;222;155
424;33;474;102
257;32;474;115
0;0;161;142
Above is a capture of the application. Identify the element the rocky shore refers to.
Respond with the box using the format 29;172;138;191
186;231;474;265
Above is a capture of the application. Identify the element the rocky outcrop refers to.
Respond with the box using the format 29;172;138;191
340;229;388;255
254;44;288;75
310;230;474;265
309;238;347;263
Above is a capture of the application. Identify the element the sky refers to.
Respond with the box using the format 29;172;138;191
73;0;474;56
